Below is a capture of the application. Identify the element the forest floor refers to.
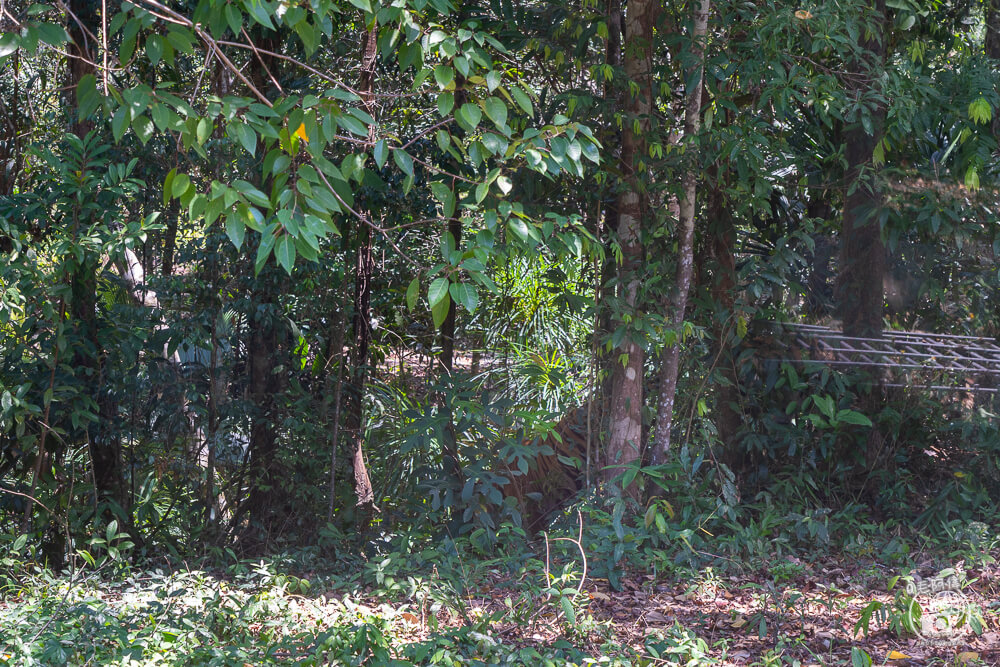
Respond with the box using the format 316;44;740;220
2;543;999;666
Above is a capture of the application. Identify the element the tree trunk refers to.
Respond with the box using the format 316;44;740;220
702;181;743;467
604;0;656;494
66;0;123;506
651;0;711;465
343;26;379;517
987;0;1000;61
834;1;887;476
836;2;886;339
243;33;285;538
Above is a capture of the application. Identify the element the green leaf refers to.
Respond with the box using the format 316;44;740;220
373;139;388;169
0;33;19;58
449;282;478;314
456;103;482;132
111;106;130;141
196;117;213;144
508;218;530;242
968;97;992;125
406;277;419;311
347;0;372;12
229;121;257;155
510;86;533;116
132;115;154;145
437;92;455;117
428;277;449;309
255;228;277;275
835;410;872;427
337;113;368;137
146;34;164;65
483;97;507;129
244;0;275;28
434;64;455;90
431;293;451;328
275;234;296;274
233;180;271;208
393;148;414;178
559;596;576;625
171;172;191;199
226;212;246;250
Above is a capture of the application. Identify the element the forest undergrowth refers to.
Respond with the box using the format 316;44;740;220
4;477;1000;667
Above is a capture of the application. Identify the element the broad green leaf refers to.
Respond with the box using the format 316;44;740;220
431;293;451;328
508;218;530;242
347;0;372;12
393;148;414;178
132;115;154;145
428;277;449;309
456;103;482;132
483;97;507;129
275;234;296;274
337;113;368;137
146;34;164;65
836;410;872;427
196;117;213;144
111;106;130;141
434;64;455;90
449;282;478;314
437;92;455;117
406;276;419;311
233;180;271;208
510;86;533;116
0;33;19;58
373;139;388;169
171;172;191;198
226;212;246;250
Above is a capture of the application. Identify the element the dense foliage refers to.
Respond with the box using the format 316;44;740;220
2;0;1000;663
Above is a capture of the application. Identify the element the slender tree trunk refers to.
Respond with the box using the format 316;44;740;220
162;200;179;276
243;34;285;538
344;26;379;516
604;0;656;494
701;181;743;467
651;0;711;465
324;278;348;523
592;0;624;429
65;0;123;507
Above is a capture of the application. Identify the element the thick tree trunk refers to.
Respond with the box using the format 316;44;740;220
604;0;656;493
651;0;711;465
836;2;886;339
834;1;887;475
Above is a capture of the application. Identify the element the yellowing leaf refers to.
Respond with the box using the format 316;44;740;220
954;471;966;478
957;652;980;664
294;122;309;142
887;651;911;661
794;10;813;19
730;616;747;628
